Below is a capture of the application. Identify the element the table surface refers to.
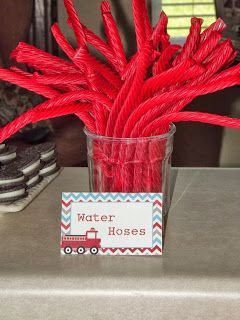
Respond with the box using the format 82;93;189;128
1;168;240;320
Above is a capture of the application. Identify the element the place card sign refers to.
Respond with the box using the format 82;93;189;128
60;193;162;255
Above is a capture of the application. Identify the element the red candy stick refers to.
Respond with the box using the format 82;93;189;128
0;68;60;98
203;39;234;64
111;43;152;191
73;47;118;135
101;1;127;73
52;22;108;133
51;23;75;59
193;31;222;63
0;103;93;144
141;0;152;40
1;2;240;194
153;45;181;75
64;0;85;46
81;24;120;73
114;42;152;137
159;43;235;116
129;65;206;137
34;73;88;86
105;71;135;136
27;90;111;112
51;23;118;101
200;18;226;43
173;17;203;66
141;59;193;100
143;69;240;135
0;88;113;143
74;47;122;89
65;0;122;81
67;16;120;73
10;67;33;78
124;74;240;138
132;0;148;50
150;59;240;135
52;22;99;101
11;42;78;74
144;112;240;137
86;70;108;135
152;11;169;50
187;40;235;86
167;62;240;116
87;75;118;101
34;104;92;122
124;10;168;80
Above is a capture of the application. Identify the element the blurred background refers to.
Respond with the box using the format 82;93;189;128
0;0;239;167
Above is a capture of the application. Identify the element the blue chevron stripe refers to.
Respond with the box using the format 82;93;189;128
61;215;71;224
61;213;70;220
62;192;162;202
153;238;162;245
61;215;70;221
153;234;162;238
153;234;162;240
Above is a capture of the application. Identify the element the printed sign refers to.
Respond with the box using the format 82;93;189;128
61;193;162;255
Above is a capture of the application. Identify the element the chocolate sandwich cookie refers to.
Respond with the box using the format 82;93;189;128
39;158;59;177
26;170;42;189
35;142;56;161
0;146;17;163
0;165;25;186
0;183;27;203
18;151;41;175
0;143;6;151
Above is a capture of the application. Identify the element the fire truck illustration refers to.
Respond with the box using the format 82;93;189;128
61;228;101;255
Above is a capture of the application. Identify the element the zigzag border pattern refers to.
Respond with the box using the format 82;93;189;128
61;193;162;255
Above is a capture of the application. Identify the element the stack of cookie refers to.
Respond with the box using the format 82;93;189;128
36;142;59;178
0;142;60;203
0;144;17;164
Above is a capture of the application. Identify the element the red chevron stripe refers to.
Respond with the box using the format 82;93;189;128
153;222;162;229
154;200;162;207
61;222;70;230
148;246;162;253
101;248;117;253
101;246;162;254
62;200;72;207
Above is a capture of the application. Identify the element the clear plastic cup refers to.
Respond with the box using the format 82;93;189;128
84;124;176;215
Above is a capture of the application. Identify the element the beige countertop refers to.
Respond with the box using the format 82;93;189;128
1;168;240;319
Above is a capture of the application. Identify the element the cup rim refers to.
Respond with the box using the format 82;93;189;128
84;123;176;142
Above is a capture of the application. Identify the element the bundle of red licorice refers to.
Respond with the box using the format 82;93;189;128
1;0;240;192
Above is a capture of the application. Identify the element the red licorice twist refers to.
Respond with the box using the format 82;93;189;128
101;1;127;73
0;2;239;192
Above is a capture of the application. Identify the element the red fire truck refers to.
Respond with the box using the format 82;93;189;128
61;228;101;255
